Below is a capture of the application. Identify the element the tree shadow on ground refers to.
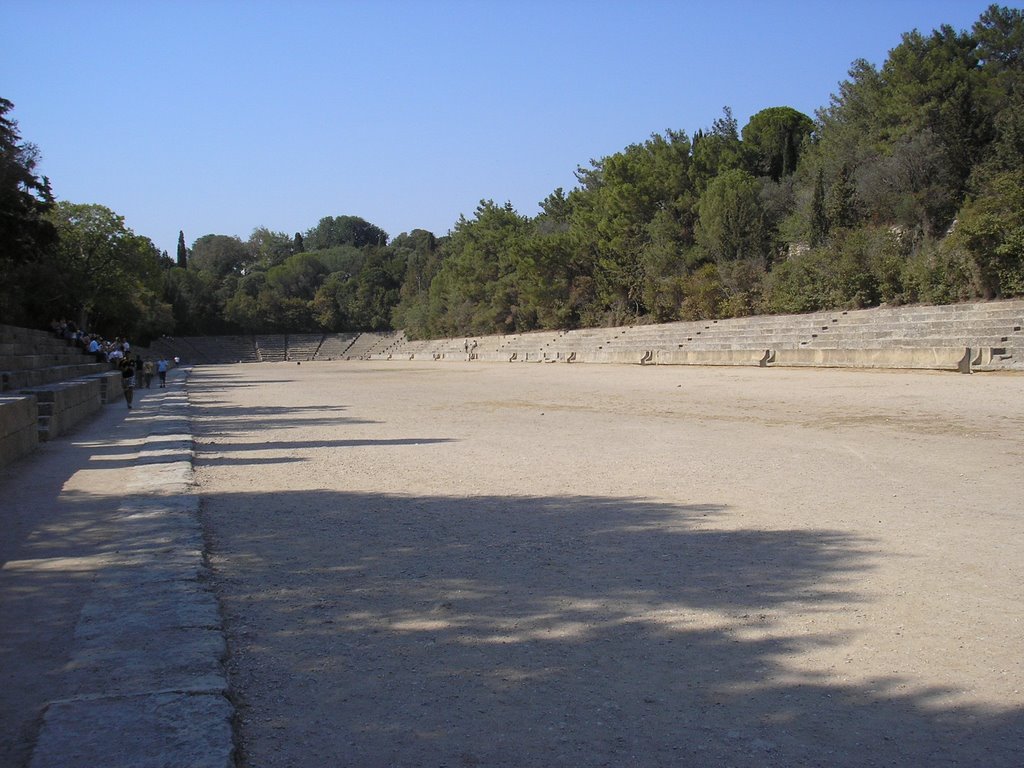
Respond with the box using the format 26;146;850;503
188;399;452;453
203;489;1024;768
190;402;380;434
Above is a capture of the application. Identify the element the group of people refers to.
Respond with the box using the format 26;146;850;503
52;319;137;365
117;354;171;409
50;319;172;410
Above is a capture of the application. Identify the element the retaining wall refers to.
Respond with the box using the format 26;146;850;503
0;395;39;465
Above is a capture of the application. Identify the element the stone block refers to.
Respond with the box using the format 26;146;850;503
0;394;39;465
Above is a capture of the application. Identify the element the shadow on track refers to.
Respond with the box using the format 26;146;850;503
202;489;1024;767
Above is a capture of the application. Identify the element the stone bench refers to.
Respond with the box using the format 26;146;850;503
0;352;92;371
654;349;773;366
770;347;972;373
2;361;110;392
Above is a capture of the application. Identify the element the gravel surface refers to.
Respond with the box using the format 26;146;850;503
190;361;1024;767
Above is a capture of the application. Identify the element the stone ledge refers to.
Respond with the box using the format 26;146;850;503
770;346;973;373
29;691;233;768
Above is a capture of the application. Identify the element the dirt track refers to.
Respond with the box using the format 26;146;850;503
190;361;1023;767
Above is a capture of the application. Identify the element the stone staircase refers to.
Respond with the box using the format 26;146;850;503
343;331;399;360
286;334;324;360
314;333;358;360
254;335;287;362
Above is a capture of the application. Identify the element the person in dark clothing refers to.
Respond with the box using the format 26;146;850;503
119;355;136;409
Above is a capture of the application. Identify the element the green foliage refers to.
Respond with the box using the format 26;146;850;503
690;108;744;192
390;229;442;337
248;227;296;269
189;234;249;278
741;107;814;181
954;169;1024;297
176;230;187;267
44;202;172;339
900;238;975;305
679;263;726;320
809;170;828;247
423;201;530;336
570;131;696;321
163;267;224;335
305;215;388;251
0;98;58;325
267;253;328;300
696;169;769;266
305;244;363;275
0;98;56;267
10;7;1024;338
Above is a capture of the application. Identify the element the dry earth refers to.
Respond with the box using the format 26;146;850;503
190;361;1024;767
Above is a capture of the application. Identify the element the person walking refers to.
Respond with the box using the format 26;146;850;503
119;355;136;409
143;359;155;388
157;357;169;388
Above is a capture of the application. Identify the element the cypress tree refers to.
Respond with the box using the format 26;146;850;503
810;170;828;247
177;230;187;267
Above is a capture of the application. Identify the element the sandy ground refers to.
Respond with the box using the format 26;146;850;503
190;361;1023;767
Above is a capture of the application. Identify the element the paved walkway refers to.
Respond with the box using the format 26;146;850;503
0;369;233;768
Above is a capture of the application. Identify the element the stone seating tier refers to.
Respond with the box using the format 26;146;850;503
2;362;111;392
0;325;131;465
343;332;398;360
286;334;325;360
255;335;288;362
386;299;1024;372
315;333;358;360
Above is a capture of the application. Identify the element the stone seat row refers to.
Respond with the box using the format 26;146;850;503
149;333;373;364
377;299;1024;372
0;324;128;466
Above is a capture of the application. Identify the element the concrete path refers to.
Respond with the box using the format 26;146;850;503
0;369;233;768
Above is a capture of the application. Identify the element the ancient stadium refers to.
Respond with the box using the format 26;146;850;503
2;300;1023;767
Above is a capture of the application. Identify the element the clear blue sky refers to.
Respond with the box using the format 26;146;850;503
2;0;997;256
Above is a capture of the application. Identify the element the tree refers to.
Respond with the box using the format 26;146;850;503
696;169;769;264
349;248;405;330
690;107;744;191
741;107;814;181
248;227;295;268
809;169;828;246
304;215;388;251
311;271;355;331
571;130;696;320
177;230;188;268
45;202;171;338
695;169;771;313
390;229;441;336
824;164;861;232
424;201;529;336
955;169;1024;297
0;97;56;266
189;234;248;278
163;266;222;334
0;97;58;325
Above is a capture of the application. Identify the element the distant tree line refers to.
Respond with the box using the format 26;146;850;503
2;5;1022;343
